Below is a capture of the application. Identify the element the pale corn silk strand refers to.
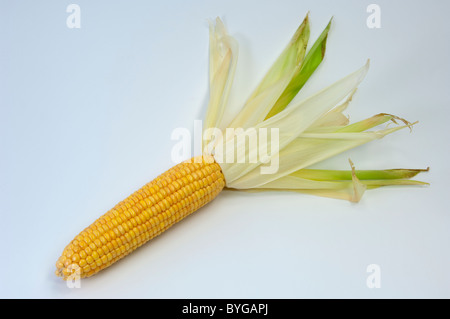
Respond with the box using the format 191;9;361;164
56;16;427;280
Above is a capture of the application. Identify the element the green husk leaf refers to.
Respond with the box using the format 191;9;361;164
265;18;332;119
291;167;429;181
249;14;310;99
228;14;310;128
254;161;428;202
253;159;368;202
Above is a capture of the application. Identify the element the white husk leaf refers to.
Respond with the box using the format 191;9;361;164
204;18;239;132
228;72;294;129
217;60;370;184
227;125;407;188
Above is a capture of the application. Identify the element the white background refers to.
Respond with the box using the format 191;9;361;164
1;0;449;298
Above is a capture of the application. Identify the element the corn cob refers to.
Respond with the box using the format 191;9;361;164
55;155;225;280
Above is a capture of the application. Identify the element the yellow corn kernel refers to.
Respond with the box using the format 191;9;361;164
55;155;225;280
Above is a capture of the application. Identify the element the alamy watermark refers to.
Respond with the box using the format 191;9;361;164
65;264;81;288
367;4;381;29
66;4;81;29
171;120;280;174
366;264;381;288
